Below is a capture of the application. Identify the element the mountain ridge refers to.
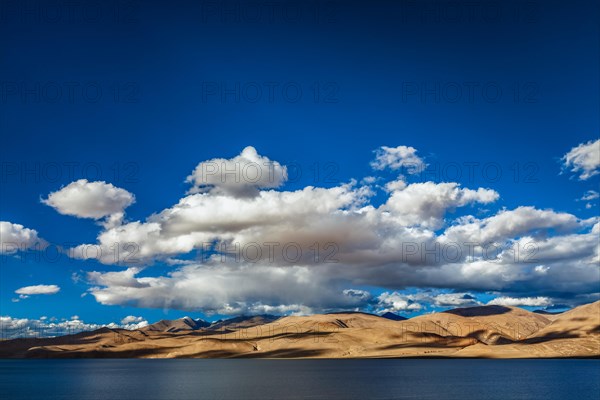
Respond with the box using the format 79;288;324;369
1;302;598;359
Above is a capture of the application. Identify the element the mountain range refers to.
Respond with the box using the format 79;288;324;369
0;301;598;358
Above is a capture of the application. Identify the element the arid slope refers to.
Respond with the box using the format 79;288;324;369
1;301;598;359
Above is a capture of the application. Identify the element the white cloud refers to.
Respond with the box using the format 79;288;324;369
371;145;426;174
441;206;580;244
76;223;598;314
0;221;47;254
562;139;600;180
186;146;287;197
534;265;549;274
43;179;135;225
376;292;423;313
374;291;481;312
87;267;148;288
36;146;597;313
87;263;370;315
70;182;370;265
487;296;552;307
580;190;599;209
581;190;599;201
383;181;499;229
433;293;481;307
15;285;60;296
120;315;146;325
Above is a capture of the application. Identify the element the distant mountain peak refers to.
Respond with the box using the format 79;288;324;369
142;317;210;333
533;309;565;315
208;314;280;331
380;312;407;321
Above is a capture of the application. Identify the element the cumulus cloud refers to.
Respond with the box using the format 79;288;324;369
373;291;481;311
15;285;60;296
433;293;481;307
487;296;552;307
83;232;599;312
32;145;597;314
86;263;371;315
359;228;598;296
186;146;287;197
383;181;499;229
441;206;580;245
0;221;47;254
70;182;372;265
120;315;146;325
376;292;423;313
43;179;135;227
562;138;600;180
371;145;426;174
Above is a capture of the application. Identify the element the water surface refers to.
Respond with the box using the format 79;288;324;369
1;359;598;400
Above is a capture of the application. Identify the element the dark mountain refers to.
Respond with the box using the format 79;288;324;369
208;315;280;331
533;309;565;315
380;312;407;321
141;317;210;333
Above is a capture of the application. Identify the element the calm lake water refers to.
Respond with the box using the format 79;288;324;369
1;359;599;400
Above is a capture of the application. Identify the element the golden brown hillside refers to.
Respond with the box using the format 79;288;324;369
1;301;598;359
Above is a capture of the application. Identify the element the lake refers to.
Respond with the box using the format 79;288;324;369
1;359;598;399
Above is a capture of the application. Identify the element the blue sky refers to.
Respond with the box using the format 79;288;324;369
0;0;599;332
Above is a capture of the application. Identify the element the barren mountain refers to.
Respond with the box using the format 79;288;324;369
207;315;280;332
1;301;598;359
142;317;210;333
453;301;600;358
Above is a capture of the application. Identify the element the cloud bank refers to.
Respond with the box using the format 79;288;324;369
5;143;598;316
0;315;148;339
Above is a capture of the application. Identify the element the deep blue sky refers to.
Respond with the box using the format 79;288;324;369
1;0;599;325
